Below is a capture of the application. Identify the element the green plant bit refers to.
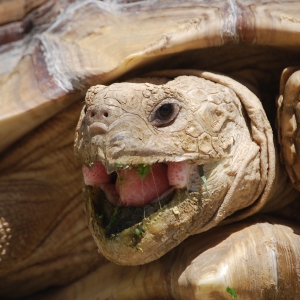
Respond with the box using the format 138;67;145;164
136;246;143;252
197;165;209;194
111;206;119;222
136;164;151;179
110;214;117;224
116;165;124;187
117;173;124;187
134;224;145;237
226;287;238;299
135;228;142;236
106;206;119;232
96;213;103;220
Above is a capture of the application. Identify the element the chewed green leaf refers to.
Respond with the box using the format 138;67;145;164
110;215;116;224
115;163;123;168
96;213;103;220
226;287;238;298
107;206;119;230
135;224;145;236
118;175;124;186
136;164;151;179
135;228;142;236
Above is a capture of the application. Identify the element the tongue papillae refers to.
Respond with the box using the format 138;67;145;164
82;161;190;207
115;164;169;206
82;162;112;186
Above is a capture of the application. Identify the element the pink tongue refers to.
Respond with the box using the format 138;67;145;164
82;162;112;186
115;164;170;207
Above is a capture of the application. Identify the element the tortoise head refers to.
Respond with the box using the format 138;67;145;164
74;71;285;265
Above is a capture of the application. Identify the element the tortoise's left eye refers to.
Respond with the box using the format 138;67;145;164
150;101;181;127
156;104;174;120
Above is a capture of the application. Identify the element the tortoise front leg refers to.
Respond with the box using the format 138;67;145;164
32;215;300;300
278;67;300;190
171;216;300;299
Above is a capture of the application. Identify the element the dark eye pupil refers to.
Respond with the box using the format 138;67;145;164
157;104;173;120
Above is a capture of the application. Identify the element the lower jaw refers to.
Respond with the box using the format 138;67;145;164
84;184;202;265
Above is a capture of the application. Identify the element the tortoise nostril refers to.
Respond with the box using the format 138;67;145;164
87;108;110;122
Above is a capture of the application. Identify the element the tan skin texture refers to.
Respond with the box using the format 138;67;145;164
1;0;300;299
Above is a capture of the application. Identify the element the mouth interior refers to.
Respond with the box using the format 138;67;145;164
82;161;190;235
87;186;175;236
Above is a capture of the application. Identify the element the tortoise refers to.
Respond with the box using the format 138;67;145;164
1;0;300;299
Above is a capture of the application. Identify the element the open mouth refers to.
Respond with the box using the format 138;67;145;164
82;161;201;236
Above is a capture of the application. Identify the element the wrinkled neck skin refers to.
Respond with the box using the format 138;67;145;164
74;74;297;265
221;72;298;216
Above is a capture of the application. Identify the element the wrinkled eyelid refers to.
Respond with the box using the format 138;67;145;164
150;98;181;113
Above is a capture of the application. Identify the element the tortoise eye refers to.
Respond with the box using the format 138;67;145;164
150;101;181;127
156;104;174;120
